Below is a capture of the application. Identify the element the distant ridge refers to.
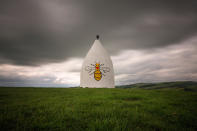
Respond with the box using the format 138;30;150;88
116;81;197;91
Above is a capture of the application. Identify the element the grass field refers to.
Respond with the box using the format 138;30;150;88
0;84;197;130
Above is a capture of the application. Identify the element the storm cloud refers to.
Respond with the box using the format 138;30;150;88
1;0;197;65
0;0;197;86
0;36;197;86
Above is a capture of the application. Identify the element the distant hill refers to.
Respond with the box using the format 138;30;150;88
116;81;197;91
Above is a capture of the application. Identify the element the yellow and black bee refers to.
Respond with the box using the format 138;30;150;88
85;63;110;81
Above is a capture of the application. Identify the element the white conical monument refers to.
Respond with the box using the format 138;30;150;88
80;35;115;88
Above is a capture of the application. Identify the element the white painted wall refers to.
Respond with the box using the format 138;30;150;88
80;40;114;88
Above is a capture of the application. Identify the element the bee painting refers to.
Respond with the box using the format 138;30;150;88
85;62;110;81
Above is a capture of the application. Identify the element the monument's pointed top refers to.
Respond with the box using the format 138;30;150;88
96;35;99;40
85;36;109;60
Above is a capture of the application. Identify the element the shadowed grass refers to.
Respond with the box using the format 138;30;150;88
0;87;197;130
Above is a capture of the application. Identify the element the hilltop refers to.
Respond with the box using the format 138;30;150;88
0;82;197;130
116;81;197;91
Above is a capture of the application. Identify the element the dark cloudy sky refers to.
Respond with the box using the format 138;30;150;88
0;0;197;87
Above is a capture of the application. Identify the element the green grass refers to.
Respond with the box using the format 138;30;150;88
0;86;197;130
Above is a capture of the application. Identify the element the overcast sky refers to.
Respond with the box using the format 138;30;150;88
0;0;197;87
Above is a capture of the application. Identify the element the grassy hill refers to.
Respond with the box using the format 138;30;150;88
116;81;197;90
0;82;197;130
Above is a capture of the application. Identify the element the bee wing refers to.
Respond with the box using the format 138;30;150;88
85;66;94;73
100;67;110;73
